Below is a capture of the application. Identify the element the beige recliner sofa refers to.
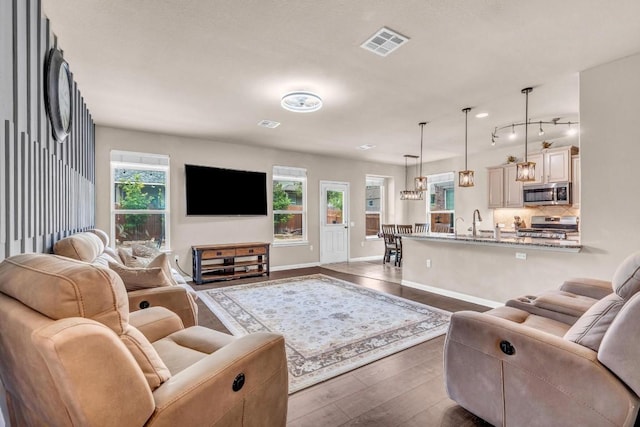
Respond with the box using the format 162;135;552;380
444;251;640;426
53;229;198;327
0;253;288;426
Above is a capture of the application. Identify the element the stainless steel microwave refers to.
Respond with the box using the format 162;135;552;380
523;182;571;206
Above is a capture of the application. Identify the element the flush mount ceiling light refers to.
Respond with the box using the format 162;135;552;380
400;155;423;201
360;26;409;57
414;122;428;191
475;112;489;118
459;108;475;187
357;144;376;150
281;91;323;113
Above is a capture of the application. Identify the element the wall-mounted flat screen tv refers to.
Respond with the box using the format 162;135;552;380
185;164;268;216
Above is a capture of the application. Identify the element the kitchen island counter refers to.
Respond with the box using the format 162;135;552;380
405;232;581;253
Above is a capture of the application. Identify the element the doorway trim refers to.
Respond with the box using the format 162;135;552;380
319;180;350;264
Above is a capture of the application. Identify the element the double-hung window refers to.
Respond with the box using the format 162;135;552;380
273;166;307;244
110;151;170;250
365;176;385;238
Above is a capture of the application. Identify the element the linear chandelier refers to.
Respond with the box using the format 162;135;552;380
400;154;423;200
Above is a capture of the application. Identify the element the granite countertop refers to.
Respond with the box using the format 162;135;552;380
405;232;582;253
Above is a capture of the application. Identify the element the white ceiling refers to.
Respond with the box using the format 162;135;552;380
42;0;640;165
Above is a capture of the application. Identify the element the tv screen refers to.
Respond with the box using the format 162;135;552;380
185;164;268;216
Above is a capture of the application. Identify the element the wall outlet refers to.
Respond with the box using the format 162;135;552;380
515;252;527;260
309;245;313;251
360;241;365;247
173;255;179;264
426;259;432;268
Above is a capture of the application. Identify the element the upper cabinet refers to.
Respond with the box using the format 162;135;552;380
487;164;523;208
487;167;504;208
525;146;579;185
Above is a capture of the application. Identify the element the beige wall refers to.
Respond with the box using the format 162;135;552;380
402;51;640;304
95;126;406;269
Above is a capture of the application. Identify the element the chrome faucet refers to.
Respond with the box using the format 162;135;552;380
472;209;483;237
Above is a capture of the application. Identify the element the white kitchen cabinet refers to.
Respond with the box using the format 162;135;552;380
504;164;523;207
525;146;578;185
487;165;523;208
572;155;580;208
487;167;504;208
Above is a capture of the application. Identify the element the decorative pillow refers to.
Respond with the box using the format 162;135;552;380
92;252;122;269
118;248;149;268
132;243;161;259
564;294;625;351
147;253;179;287
107;261;173;292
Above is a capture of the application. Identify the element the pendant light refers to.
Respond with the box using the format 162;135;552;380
516;87;536;182
458;107;474;187
414;122;428;191
400;155;423;200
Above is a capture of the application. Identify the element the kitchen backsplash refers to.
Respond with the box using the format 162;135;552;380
493;206;580;230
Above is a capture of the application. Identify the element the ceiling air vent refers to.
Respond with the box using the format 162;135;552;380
257;120;280;129
360;27;409;57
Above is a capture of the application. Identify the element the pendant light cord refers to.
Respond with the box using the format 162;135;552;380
418;122;426;177
522;87;532;162
463;108;470;170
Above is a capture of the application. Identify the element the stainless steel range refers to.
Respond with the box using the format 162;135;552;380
516;216;579;239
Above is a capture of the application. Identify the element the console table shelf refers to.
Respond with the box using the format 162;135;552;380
192;242;270;284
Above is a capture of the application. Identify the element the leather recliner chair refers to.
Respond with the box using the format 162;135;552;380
444;251;640;427
53;230;198;327
0;253;288;426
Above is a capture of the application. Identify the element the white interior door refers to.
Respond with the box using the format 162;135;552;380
320;181;349;264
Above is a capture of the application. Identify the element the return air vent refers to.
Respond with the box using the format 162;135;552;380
257;119;280;129
360;27;409;57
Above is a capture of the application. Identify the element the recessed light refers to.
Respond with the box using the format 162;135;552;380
257;120;280;128
357;144;376;150
281;92;323;113
475;112;489;118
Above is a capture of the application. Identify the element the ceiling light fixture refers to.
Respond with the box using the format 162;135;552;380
490;112;578;146
414;122;428;192
516;87;536;182
281;91;323;113
357;144;376;150
459;108;474;187
475;112;489;118
400;155;423;200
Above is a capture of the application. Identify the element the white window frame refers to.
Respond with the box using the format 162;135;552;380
365;176;385;239
110;150;171;250
272;166;307;246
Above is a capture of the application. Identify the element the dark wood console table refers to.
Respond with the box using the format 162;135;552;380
192;242;270;284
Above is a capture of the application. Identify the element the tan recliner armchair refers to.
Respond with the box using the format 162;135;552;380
53;230;198;327
444;251;640;427
0;254;288;426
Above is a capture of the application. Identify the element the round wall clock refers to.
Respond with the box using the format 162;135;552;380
44;48;73;142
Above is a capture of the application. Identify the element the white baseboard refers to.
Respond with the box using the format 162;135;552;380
401;279;503;308
271;262;321;272
348;255;384;262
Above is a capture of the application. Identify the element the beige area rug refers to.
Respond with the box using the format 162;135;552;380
198;274;450;393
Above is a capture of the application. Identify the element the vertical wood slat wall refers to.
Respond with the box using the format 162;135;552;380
1;0;95;261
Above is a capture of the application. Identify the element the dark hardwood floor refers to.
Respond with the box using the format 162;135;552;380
193;264;491;427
